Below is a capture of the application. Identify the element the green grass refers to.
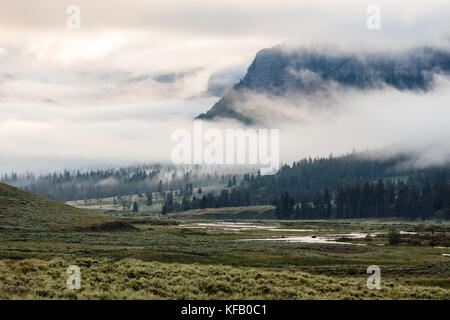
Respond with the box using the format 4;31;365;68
0;182;135;232
0;258;448;300
1;184;449;299
170;205;276;219
65;183;244;217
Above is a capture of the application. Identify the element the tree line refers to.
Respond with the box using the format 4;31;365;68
1;165;247;202
272;179;450;220
161;185;251;214
166;153;450;220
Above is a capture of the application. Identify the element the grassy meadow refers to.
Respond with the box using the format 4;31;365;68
1;257;448;300
1;183;449;299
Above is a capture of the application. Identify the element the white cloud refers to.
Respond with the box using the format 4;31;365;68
1;0;450;171
226;75;450;168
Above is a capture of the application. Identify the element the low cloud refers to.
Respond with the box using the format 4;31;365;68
226;74;450;169
206;64;247;96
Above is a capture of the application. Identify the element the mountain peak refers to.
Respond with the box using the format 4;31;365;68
196;46;450;123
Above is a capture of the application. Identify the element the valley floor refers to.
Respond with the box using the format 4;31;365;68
0;218;449;300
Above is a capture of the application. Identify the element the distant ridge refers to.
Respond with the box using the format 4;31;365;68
0;182;135;232
196;46;450;123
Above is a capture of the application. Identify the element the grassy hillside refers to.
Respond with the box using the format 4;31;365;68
0;183;135;232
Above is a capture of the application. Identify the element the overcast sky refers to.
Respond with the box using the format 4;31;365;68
1;1;450;173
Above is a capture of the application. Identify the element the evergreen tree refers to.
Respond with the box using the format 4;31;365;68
191;196;199;209
295;203;301;219
301;199;309;219
421;182;433;221
336;188;345;219
132;201;139;213
200;195;208;209
181;196;190;211
324;188;331;219
161;191;174;214
146;192;153;206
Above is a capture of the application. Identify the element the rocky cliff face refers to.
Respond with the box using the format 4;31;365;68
196;46;450;123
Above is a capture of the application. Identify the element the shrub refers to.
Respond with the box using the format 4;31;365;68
388;230;402;245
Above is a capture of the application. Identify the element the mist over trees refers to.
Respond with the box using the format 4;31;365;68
171;153;450;220
0;164;254;202
1;152;449;221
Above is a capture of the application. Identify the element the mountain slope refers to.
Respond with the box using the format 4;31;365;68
196;46;450;123
0;182;135;232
